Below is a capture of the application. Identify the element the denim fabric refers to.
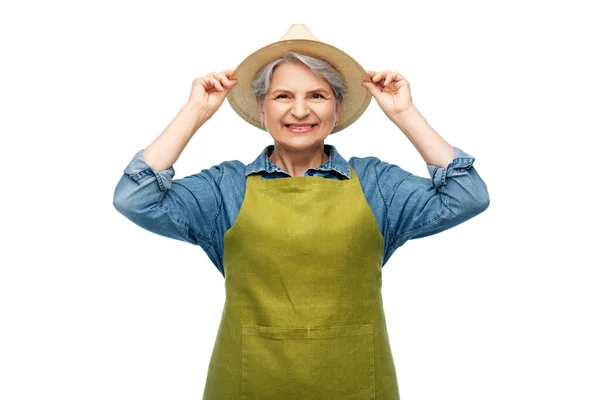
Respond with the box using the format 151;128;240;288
113;144;490;277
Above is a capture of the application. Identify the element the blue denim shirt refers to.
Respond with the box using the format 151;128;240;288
113;144;490;277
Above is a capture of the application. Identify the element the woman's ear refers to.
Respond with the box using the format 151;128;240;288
335;97;343;122
256;98;265;125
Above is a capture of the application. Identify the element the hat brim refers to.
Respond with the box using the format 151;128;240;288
227;39;371;134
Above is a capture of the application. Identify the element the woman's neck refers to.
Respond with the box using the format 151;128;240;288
269;144;329;177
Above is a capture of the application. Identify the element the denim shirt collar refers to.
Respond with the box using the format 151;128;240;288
244;144;351;179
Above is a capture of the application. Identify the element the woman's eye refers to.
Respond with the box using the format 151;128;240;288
275;93;324;99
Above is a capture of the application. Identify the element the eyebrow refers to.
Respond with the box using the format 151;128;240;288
270;87;331;94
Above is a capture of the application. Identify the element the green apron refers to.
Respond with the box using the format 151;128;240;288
202;165;401;399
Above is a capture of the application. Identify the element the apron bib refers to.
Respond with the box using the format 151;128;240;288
202;166;400;399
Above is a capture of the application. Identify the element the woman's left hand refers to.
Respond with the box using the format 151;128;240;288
362;70;415;120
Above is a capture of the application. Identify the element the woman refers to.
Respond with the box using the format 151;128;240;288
113;24;489;400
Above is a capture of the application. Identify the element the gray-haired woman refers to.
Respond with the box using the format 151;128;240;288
113;24;489;400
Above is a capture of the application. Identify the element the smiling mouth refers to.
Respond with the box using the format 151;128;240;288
285;124;317;133
285;124;318;133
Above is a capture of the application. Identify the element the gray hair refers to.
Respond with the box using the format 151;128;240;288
252;52;346;108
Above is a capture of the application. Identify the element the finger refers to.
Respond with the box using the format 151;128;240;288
384;72;398;87
222;70;240;85
197;72;217;88
365;70;376;79
222;78;237;88
221;78;238;88
378;71;391;85
218;73;238;88
213;73;230;88
209;77;224;91
361;80;381;98
195;77;212;90
392;73;408;86
375;70;391;83
388;80;402;92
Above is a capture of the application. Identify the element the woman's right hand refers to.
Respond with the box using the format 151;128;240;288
187;70;238;120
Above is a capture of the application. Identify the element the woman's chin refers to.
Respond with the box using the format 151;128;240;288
273;134;325;148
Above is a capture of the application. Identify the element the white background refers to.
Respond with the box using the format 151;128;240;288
1;0;598;399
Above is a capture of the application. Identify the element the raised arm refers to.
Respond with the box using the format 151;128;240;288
112;71;237;248
362;70;489;263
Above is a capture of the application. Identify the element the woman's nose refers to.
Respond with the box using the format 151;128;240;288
291;99;310;119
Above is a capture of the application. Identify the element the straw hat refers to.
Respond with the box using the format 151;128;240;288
227;24;371;134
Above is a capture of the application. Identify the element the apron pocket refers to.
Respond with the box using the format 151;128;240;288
241;324;375;400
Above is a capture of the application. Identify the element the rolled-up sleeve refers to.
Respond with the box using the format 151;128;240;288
112;149;221;250
378;146;490;251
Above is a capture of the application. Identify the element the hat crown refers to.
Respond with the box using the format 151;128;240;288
278;24;320;42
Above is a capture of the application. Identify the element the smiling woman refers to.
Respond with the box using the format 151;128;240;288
113;24;490;400
253;55;342;176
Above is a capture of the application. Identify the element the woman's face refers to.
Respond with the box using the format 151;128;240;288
259;62;341;152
